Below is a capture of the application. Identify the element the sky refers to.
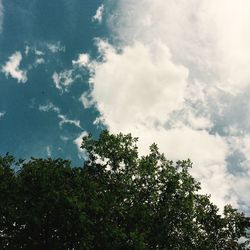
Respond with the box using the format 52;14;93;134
1;0;250;214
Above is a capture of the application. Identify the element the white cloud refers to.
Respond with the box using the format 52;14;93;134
47;42;65;53
89;40;188;131
0;111;6;119
74;131;88;159
38;102;81;129
25;46;44;57
85;0;250;211
34;49;44;56
85;39;235;208
235;135;250;175
58;114;81;129
25;46;30;56
79;92;94;109
72;53;90;67
92;4;104;23
186;112;212;130
140;128;236;208
46;146;52;157
60;135;70;141
32;53;45;68
39;102;60;113
35;58;45;65
110;0;250;94
2;52;27;83
52;70;75;92
23;45;45;69
226;135;250;211
233;176;250;211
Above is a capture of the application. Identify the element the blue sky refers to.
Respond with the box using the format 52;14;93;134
1;0;250;214
0;0;106;164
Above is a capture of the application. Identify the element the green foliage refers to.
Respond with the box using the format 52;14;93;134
0;131;249;249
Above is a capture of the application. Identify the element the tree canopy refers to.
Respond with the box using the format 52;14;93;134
0;130;250;249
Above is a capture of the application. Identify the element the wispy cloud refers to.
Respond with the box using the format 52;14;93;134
79;92;94;109
34;58;45;66
51;52;90;92
74;131;88;159
52;70;75;92
39;102;61;113
72;53;90;67
2;52;27;83
58;114;82;129
0;111;6;119
47;42;65;53
92;4;104;23
46;145;52;157
39;102;81;129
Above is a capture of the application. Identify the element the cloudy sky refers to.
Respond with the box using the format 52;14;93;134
1;0;250;214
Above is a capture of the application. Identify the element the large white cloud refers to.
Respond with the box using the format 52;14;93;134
108;0;250;93
133;127;236;209
2;52;27;83
84;39;233;209
90;40;188;131
80;0;250;212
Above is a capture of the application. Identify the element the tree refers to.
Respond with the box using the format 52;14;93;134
0;156;92;249
0;130;249;249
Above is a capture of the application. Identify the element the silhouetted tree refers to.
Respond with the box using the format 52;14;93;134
0;131;249;249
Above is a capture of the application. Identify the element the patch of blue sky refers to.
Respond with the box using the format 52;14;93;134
0;0;108;165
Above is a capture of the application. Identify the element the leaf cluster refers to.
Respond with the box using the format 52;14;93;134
0;131;249;249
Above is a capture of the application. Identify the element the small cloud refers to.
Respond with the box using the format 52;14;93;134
2;52;27;83
72;53;90;67
34;49;44;56
60;135;70;141
79;92;94;109
92;4;104;23
46;146;52;157
34;58;45;66
74;131;88;159
25;45;44;57
25;46;30;56
23;45;45;69
38;102;82;129
52;70;75;92
93;116;105;128
39;102;60;113
0;111;6;119
47;42;65;53
58;114;82;129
